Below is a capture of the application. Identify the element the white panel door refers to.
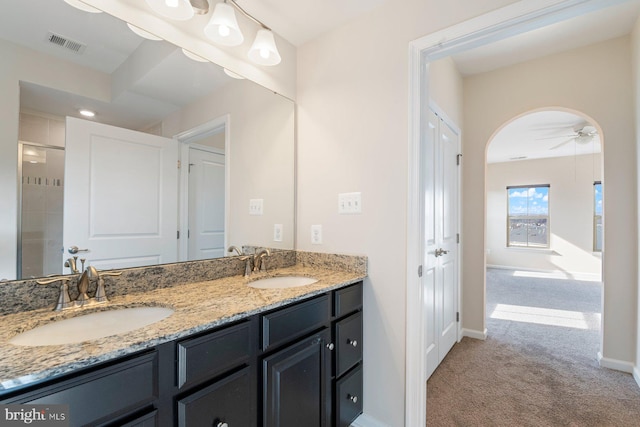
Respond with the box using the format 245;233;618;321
188;147;225;260
63;117;179;270
425;109;459;378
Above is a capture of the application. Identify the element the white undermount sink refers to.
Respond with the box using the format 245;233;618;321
248;276;318;289
9;306;174;347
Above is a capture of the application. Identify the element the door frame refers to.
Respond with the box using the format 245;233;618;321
175;114;230;261
405;0;621;425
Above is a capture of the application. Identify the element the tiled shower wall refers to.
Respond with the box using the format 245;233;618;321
19;112;65;278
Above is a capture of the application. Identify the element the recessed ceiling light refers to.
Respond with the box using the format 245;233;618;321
79;109;95;118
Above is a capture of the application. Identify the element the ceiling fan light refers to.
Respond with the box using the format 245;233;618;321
248;29;281;66
204;2;244;46
145;0;194;21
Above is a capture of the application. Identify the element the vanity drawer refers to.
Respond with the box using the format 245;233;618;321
335;364;363;427
334;282;363;318
262;295;330;351
2;352;158;426
177;367;255;427
177;321;252;389
335;311;363;377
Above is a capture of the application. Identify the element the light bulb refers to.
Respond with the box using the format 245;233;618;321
260;48;269;59
166;0;179;7
218;25;230;37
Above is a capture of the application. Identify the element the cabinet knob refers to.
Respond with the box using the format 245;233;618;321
347;339;358;347
217;423;229;427
326;342;335;350
348;394;358;403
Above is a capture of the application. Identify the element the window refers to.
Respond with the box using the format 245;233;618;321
594;181;602;252
507;185;549;248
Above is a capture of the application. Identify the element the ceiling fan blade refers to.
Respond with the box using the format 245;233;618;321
550;138;575;150
536;134;576;141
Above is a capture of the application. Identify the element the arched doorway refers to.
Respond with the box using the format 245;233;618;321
484;108;604;359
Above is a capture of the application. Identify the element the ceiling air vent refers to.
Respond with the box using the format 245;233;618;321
45;32;86;54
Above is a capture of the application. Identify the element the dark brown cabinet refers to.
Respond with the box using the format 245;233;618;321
1;282;363;427
262;330;331;427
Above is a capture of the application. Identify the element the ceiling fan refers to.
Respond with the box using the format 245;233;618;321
538;125;598;150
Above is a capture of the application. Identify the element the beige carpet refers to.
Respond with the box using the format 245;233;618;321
426;268;640;426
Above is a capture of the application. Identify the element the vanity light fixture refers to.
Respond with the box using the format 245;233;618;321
79;109;96;118
205;0;282;66
204;1;244;46
127;23;163;41
145;0;195;21
63;0;102;14
248;29;281;66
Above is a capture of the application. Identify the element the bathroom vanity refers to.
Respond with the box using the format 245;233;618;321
0;253;365;427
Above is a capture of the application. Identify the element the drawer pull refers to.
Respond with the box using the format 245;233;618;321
347;339;358;347
326;342;335;351
217;422;229;427
348;394;358;403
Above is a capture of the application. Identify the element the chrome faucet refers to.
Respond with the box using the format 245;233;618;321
254;248;271;273
36;266;121;311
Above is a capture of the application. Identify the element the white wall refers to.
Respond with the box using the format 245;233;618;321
161;79;295;251
429;57;464;126
0;39;110;280
296;1;517;425
486;154;602;276
464;36;636;365
631;14;640;384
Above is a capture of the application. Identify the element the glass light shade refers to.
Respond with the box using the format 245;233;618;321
63;0;102;13
223;68;245;79
204;3;244;46
127;23;163;41
145;0;194;21
248;29;281;66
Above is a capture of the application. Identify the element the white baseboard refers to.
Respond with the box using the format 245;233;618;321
350;413;390;427
633;366;640;389
461;328;487;340
597;352;635;373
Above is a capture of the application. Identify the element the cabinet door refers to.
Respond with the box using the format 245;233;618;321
263;330;330;427
177;367;255;427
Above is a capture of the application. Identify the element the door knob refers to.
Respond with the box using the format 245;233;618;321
68;246;89;254
434;248;449;257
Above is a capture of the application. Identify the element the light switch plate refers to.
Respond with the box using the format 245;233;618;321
338;192;362;214
311;224;322;244
249;198;263;215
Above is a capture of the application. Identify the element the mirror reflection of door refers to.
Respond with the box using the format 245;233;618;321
63;117;179;271
187;146;225;260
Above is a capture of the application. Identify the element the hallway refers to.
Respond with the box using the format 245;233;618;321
426;268;640;426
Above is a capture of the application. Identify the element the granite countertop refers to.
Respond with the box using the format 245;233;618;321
0;265;365;393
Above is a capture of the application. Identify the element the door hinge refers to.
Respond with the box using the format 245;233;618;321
418;265;423;277
456;154;463;166
456;312;460;322
177;160;181;169
177;230;180;239
456;233;460;244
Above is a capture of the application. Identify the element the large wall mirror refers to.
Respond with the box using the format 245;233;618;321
0;0;295;281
